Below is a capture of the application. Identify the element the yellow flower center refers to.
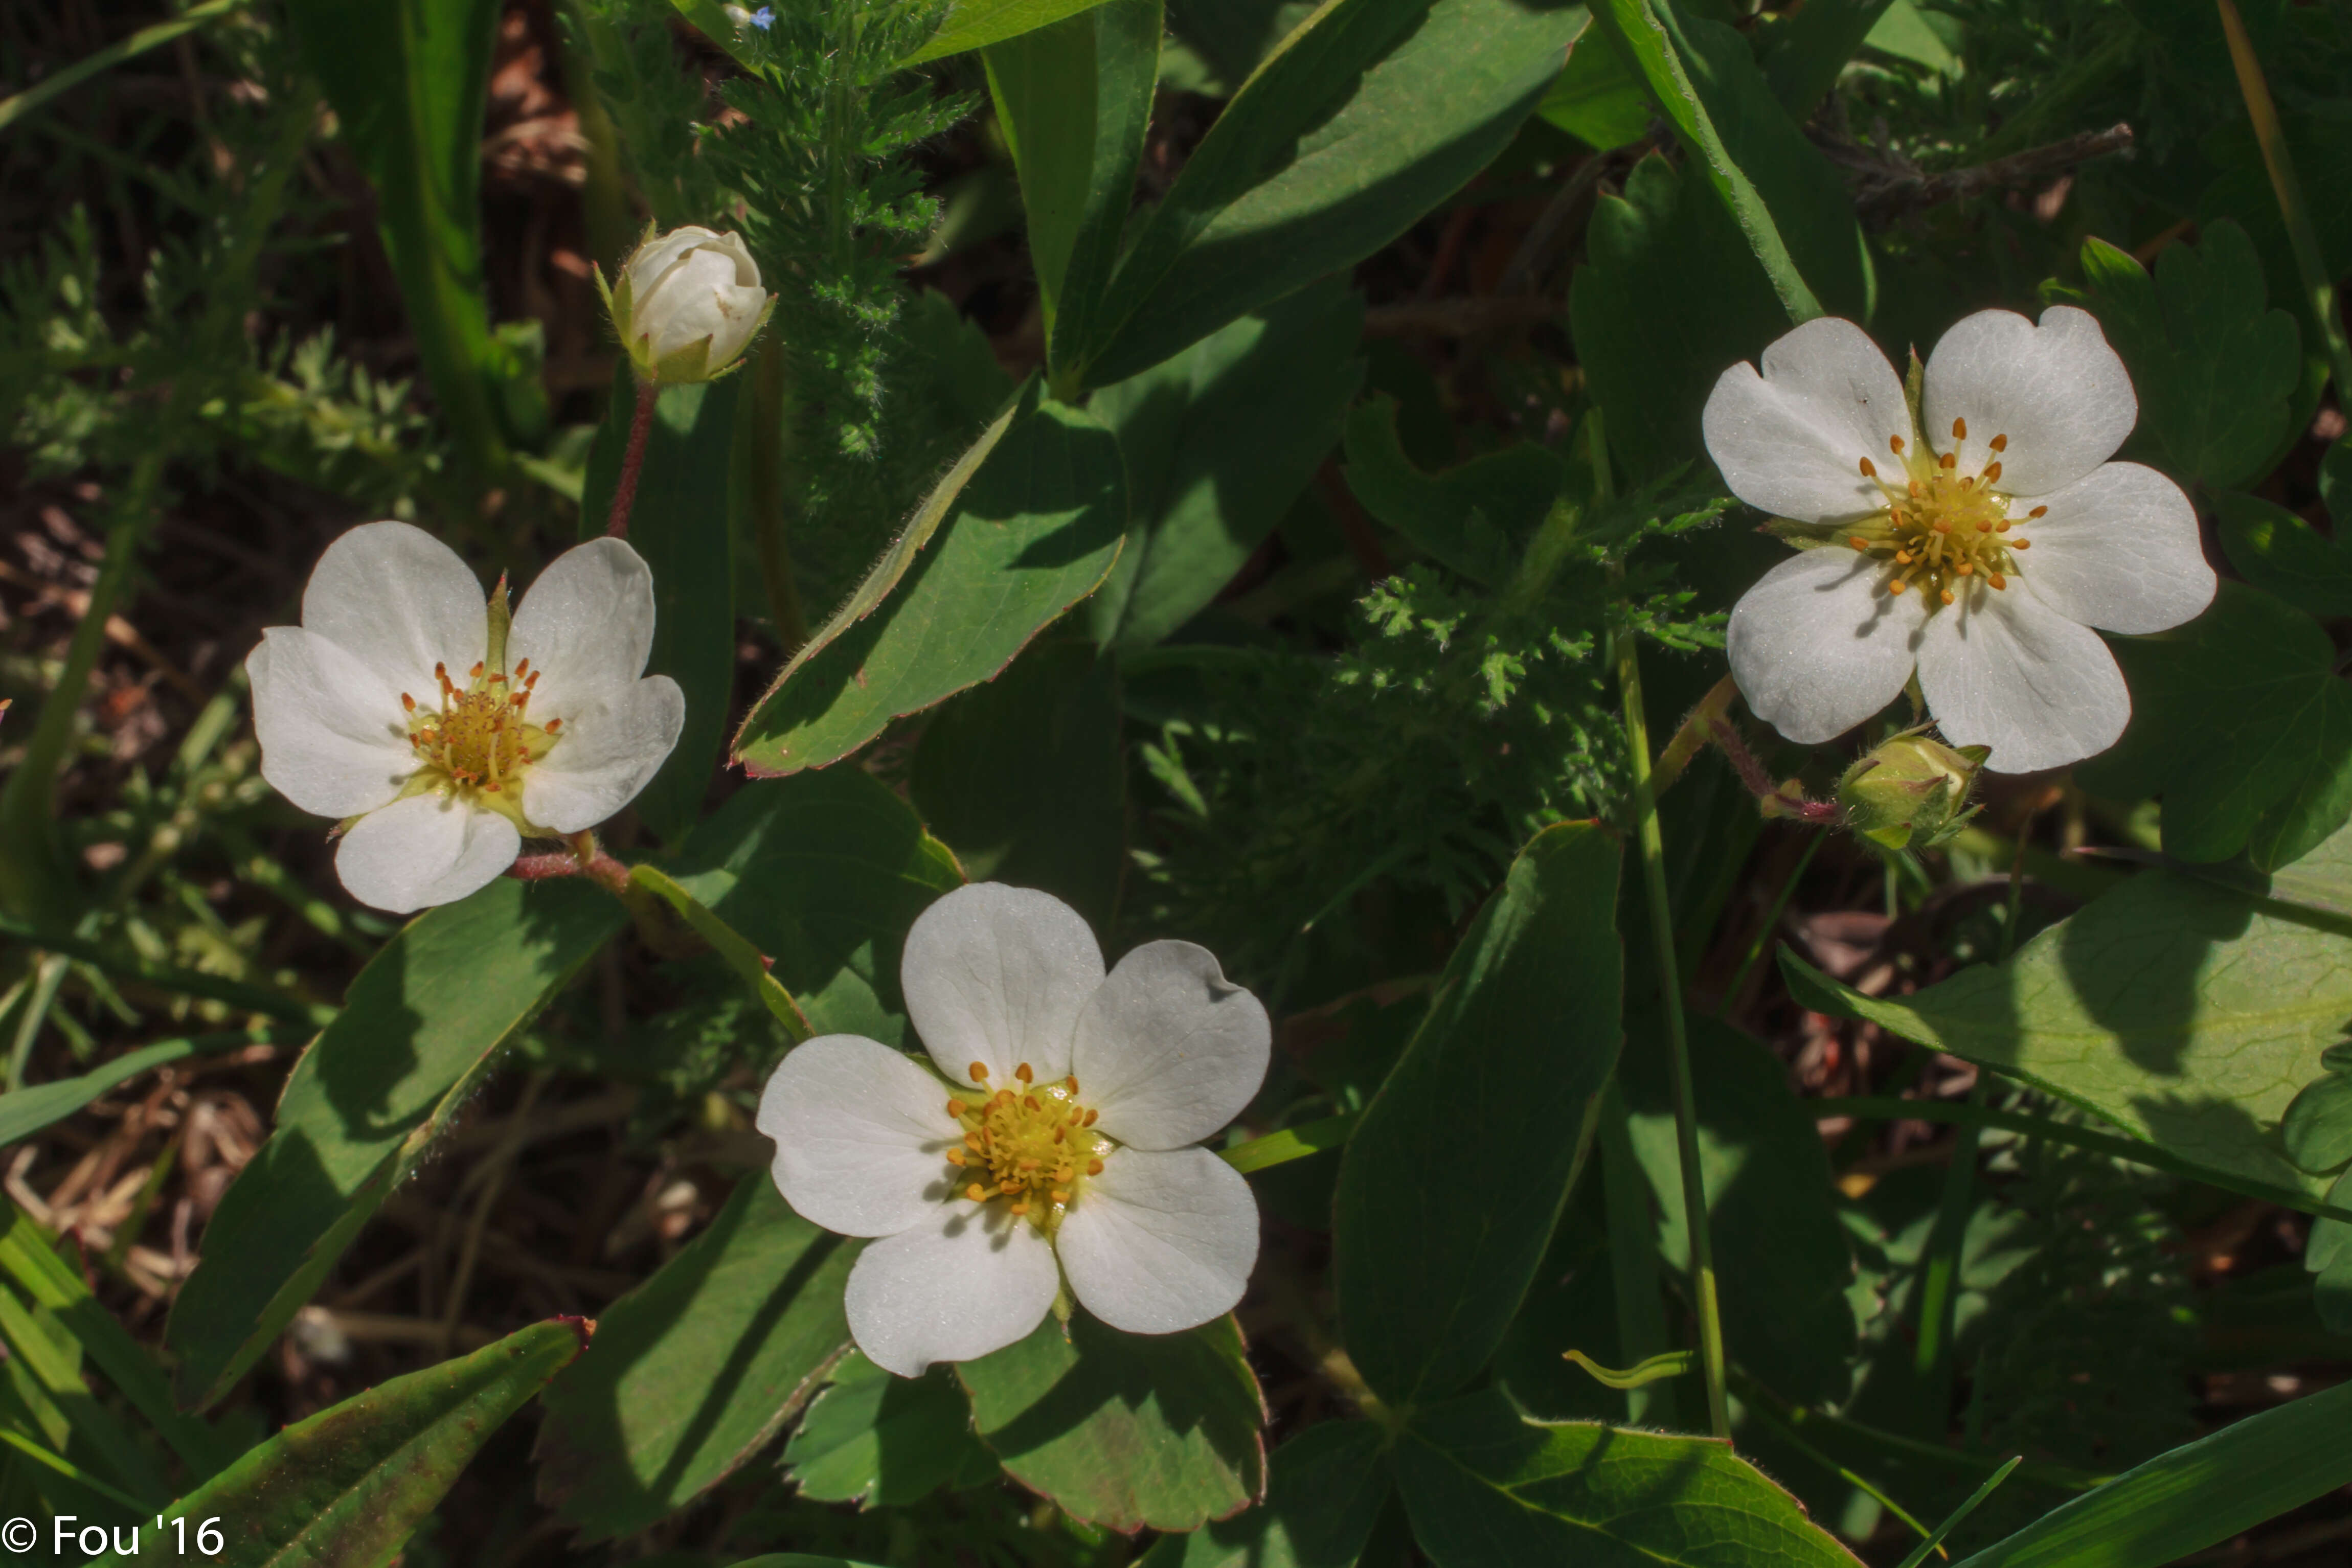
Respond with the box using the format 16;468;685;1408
401;657;560;808
1842;420;2042;608
943;1060;1111;1236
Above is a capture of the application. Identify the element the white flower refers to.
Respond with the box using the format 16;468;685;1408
246;522;685;914
602;225;774;383
1704;307;2215;773
757;884;1271;1378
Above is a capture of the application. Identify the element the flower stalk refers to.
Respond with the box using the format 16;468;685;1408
1615;623;1733;1440
605;383;658;540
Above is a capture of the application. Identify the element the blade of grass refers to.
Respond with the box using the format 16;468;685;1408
0;916;335;1028
1898;1458;2022;1568
0;0;245;135
1222;1114;1354;1176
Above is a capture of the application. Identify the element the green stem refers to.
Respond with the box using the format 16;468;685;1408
1718;831;1824;1013
2217;0;2352;401
1616;626;1731;1439
1600;1083;1677;1428
747;336;809;651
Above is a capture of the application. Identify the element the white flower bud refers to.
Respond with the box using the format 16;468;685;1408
600;225;775;384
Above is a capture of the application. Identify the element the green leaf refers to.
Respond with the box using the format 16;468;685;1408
166;879;626;1411
579;378;741;844
1078;0;1586;388
908;640;1125;928
2064;224;2301;489
1088;279;1365;648
1333;821;1623;1410
1340;396;1565;585
985;0;1160;381
279;0;513;474
733;393;1022;758
1567;154;1790;482
1135;1421;1393;1568
1588;0;1870;325
732;387;1126;777
96;1320;587;1566
1392;1389;1864;1566
1620;1016;1859;1404
958;1311;1266;1532
2076;581;2352;869
905;0;1122;63
660;769;964;1046
1539;24;1655;152
1951;1379;2352;1568
534;1179;857;1540
782;1351;997;1508
2211;488;2352;621
1777;820;2352;1209
2281;1071;2352;1173
1756;0;1898;119
0;1282;170;1511
628;864;814;1040
0;1027;293;1149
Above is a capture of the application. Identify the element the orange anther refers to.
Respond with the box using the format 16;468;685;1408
1952;416;1967;440
1082;1109;1099;1126
1939;452;1957;470
1860;456;1878;478
1086;1159;1105;1175
470;661;485;678
1015;1063;1034;1084
1940;588;1956;605
1889;579;1909;595
947;1099;967;1119
2028;506;2048;518
1989;434;2008;452
545;718;563;732
945;1147;966;1166
1065;1075;1079;1094
1983;461;2002;484
1988;573;2008;589
968;1061;989;1081
2011;538;2031;550
1890;434;1906;454
966;1183;987;1202
1010;1200;1029;1216
1849;535;1869;552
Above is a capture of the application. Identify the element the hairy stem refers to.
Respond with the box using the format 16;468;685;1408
1616;626;1732;1440
604;382;658;539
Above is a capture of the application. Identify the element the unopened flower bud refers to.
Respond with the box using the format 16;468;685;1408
1835;732;1988;851
599;225;775;384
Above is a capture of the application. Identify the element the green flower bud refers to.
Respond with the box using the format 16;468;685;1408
597;225;776;384
1835;732;1988;851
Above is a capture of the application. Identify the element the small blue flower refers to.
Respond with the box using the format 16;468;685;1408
749;6;774;27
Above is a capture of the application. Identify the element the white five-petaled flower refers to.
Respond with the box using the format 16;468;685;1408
601;225;775;384
1704;307;2217;773
758;883;1271;1378
247;521;685;914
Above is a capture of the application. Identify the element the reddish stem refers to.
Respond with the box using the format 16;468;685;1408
604;382;657;539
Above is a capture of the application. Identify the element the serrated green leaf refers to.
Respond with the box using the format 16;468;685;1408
986;0;1159;380
2281;1071;2352;1173
97;1320;587;1566
166;879;626;1411
1952;1378;2352;1567
533;1179;857;1541
1621;1016;1858;1404
1392;1389;1864;1566
1135;1420;1392;1568
2067;224;2300;489
908;640;1124;928
2076;581;2352;869
782;1351;996;1509
1340;396;1564;585
1088;279;1364;648
1078;0;1584;387
2211;488;2352;621
732;389;1126;776
578;378;739;844
1333;821;1622;1410
1568;154;1791;482
958;1311;1265;1532
1777;820;2352;1209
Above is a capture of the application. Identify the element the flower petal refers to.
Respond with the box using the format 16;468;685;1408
1921;306;2135;497
901;884;1104;1085
1916;581;2130;773
844;1203;1059;1377
508;538;658;720
333;792;519;913
1701;317;1911;524
757;1034;961;1239
246;626;418;817
622;225;722;296
518;676;685;834
1072;941;1269;1151
2005;462;2215;634
1058;1147;1258;1335
301;521;487;699
1727;549;1929;745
